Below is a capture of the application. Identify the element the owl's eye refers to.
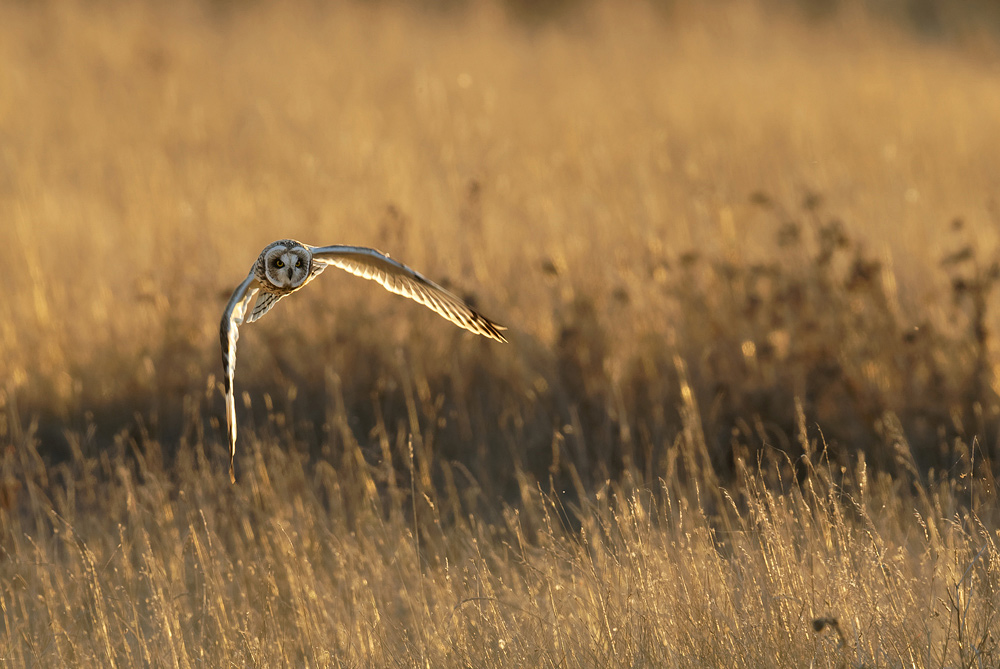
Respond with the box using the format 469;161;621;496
295;259;304;268
275;259;285;268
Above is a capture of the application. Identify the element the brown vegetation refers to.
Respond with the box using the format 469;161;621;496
2;1;1000;665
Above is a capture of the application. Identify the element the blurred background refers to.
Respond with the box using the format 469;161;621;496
2;0;1000;502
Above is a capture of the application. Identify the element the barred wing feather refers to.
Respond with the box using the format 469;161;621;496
247;291;285;324
219;272;259;484
309;245;507;343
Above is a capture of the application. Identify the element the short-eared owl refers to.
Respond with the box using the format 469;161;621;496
221;239;507;483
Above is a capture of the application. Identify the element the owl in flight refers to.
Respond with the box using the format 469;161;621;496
221;239;507;483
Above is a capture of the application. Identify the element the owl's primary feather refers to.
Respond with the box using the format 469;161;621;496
220;239;507;483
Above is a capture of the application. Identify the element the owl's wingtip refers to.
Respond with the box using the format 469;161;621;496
488;322;508;343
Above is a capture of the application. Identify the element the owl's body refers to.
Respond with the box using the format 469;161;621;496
221;239;506;483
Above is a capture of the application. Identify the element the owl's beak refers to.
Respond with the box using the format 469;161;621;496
287;266;294;281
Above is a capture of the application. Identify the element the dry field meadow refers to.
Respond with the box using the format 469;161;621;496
2;0;1000;666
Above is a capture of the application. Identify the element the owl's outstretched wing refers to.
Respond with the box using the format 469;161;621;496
309;245;507;343
220;271;260;484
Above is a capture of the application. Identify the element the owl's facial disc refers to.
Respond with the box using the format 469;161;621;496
265;245;310;289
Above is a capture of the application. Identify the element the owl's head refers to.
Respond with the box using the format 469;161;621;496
260;240;312;290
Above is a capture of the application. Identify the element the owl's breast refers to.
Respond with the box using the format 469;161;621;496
260;281;294;296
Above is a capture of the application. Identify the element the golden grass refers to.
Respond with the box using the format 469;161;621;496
3;407;998;666
2;0;1000;665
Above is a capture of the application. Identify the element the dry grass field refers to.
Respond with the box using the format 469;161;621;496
2;0;1000;666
